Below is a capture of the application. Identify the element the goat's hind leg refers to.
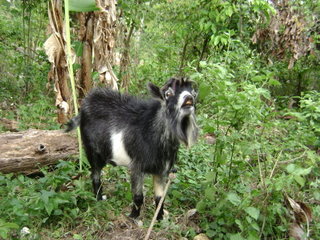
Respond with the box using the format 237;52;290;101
91;167;103;200
129;172;144;219
87;152;104;200
153;174;167;220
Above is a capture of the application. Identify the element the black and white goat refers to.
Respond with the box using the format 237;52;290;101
66;77;198;220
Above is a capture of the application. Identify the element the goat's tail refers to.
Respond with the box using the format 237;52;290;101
65;115;80;132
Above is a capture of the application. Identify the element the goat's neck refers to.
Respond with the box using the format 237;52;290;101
159;104;198;148
154;106;178;145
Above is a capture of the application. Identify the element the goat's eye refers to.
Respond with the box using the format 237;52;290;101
165;88;174;99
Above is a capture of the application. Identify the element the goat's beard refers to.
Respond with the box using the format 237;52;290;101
176;111;199;148
159;106;199;148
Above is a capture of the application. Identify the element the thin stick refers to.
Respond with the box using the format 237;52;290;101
63;0;84;171
269;150;283;179
257;150;265;189
144;173;175;240
303;209;310;239
277;151;306;165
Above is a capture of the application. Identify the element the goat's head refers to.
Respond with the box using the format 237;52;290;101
148;77;199;147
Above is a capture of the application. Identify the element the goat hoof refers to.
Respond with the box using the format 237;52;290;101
164;209;169;218
133;219;143;227
157;210;169;221
128;211;140;219
96;195;103;201
127;214;143;226
127;216;143;227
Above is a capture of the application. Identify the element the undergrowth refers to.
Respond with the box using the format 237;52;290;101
1;59;320;239
1;0;320;239
1;83;319;239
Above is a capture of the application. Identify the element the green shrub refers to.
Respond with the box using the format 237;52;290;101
182;60;320;239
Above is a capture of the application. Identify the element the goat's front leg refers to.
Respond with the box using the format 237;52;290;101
153;174;167;220
129;171;144;219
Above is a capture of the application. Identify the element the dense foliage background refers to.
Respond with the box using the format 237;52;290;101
0;0;320;239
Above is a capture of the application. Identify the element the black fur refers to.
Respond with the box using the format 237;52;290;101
66;77;198;220
155;196;164;220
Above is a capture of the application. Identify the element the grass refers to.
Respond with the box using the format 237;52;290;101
0;89;320;239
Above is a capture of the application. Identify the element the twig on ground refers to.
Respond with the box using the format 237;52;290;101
277;151;307;165
144;173;176;240
269;150;283;179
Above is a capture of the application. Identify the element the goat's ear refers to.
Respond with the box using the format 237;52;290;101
147;82;163;100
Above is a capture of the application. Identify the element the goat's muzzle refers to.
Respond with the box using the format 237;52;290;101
182;95;194;108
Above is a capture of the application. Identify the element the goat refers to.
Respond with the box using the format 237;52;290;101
66;77;198;220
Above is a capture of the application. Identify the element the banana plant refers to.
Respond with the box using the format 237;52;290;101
64;0;99;170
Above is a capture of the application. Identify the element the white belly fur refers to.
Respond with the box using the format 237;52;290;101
110;131;131;167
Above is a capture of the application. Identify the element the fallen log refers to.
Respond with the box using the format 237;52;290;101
0;129;78;175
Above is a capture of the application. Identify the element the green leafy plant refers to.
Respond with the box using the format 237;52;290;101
299;91;320;135
1;0;319;238
183;57;320;239
0;219;19;239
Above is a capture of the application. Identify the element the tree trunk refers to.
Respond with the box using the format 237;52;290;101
196;35;210;72
77;12;94;99
44;0;72;124
93;0;119;90
120;21;135;91
178;37;189;75
0;129;78;175
44;0;119;126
